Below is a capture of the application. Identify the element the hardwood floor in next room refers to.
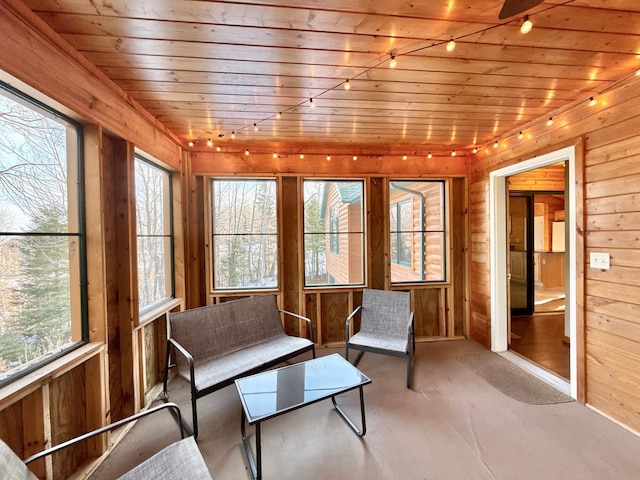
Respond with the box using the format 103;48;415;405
510;313;569;380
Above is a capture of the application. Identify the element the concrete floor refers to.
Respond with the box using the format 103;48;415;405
92;340;640;480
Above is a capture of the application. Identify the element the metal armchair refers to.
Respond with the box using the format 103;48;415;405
345;289;415;388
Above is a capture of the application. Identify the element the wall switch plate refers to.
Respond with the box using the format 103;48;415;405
590;252;610;270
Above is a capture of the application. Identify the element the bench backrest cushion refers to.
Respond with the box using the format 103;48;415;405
169;294;286;371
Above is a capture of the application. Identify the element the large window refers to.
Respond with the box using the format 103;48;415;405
135;156;173;311
211;178;278;290
303;180;364;287
0;83;86;386
389;180;446;284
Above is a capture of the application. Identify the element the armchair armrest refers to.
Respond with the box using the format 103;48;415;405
281;309;315;343
168;337;196;387
24;403;185;465
345;305;362;342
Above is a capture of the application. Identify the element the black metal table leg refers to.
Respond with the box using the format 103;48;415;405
331;385;367;437
240;410;262;479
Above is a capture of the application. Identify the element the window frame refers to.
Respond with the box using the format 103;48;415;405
209;177;279;292
0;80;87;388
302;178;366;289
134;154;175;314
389;179;447;285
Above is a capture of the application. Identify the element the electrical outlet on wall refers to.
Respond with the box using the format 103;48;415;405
590;252;610;270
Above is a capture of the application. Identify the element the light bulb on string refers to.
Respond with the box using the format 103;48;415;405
273;152;278;158
547;117;554;126
427;152;432;159
188;140;194;147
207;138;213;147
389;54;397;68
518;131;524;139
326;154;331;161
253;123;259;131
245;148;250;156
451;150;457;157
446;39;456;52
343;79;351;90
520;15;532;34
231;131;235;139
352;155;358;161
299;153;305;159
276;112;282;119
493;141;499;148
216;145;221;152
309;98;315;108
589;97;597;107
402;154;407;161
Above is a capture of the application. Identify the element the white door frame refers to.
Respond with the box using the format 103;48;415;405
489;146;577;399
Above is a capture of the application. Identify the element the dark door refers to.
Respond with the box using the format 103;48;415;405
509;193;534;316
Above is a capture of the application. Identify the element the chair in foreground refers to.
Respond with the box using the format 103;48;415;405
1;403;213;480
345;289;415;388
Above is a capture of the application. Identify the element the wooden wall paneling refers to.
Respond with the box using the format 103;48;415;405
0;398;24;457
413;288;441;338
140;321;158;404
49;365;86;479
352;290;363;333
305;293;320;345
114;141;138;416
192;176;207;308
84;352;107;459
281;176;300;336
320;292;350;344
172;151;187;302
451;177;468;336
0;1;183;166
368;177;386;289
22;386;51;479
573;138;586;404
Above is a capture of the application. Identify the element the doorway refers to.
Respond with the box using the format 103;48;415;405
490;146;577;399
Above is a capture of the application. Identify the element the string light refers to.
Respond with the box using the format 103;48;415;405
353;155;358;161
389;54;397;68
547;117;554;126
493;141;499;148
216;145;221;152
446;39;456;52
343;79;351;90
402;154;407;160
188;140;194;147
253;123;259;131
273;152;278;158
309;98;315;108
299;153;304;159
451;150;457;157
245;148;250;156
520;15;533;34
231;131;235;139
472;147;478;154
518;131;524;139
276;112;282;119
427;152;432;159
326;154;331;161
589;96;597;106
207;138;213;147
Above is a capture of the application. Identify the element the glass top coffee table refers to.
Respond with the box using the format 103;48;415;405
234;353;372;479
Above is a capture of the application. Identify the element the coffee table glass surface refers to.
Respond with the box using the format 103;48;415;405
236;353;371;424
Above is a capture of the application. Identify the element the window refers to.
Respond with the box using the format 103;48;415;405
0;82;86;386
135;156;174;311
303;180;364;287
389;180;446;283
211;178;278;290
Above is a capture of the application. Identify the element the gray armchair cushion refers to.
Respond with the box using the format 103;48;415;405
119;437;212;480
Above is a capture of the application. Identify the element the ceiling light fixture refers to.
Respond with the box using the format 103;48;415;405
427;152;432;159
309;98;315;108
520;15;533;34
231;131;235;139
451;150;457;157
518;131;524;139
253;123;259;131
216;145;221;152
589;96;597;106
273;152;278;158
207;138;213;147
493;141;499;148
353;155;358;161
472;147;478;154
245;148;250;156
547;117;554;126
402;154;408;160
344;79;351;90
188;140;194;147
326;154;331;161
446;39;456;52
299;153;304;159
276;112;282;119
389;54;397;68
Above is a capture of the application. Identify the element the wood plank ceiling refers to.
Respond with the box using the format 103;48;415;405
23;0;640;157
